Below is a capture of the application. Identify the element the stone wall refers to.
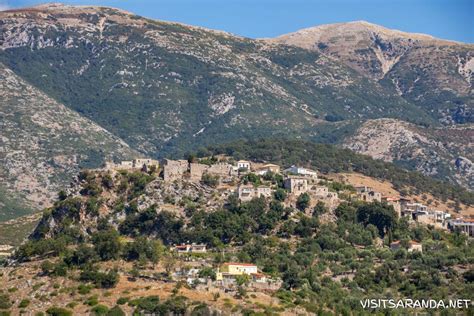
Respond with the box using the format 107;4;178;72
163;159;189;181
190;163;209;181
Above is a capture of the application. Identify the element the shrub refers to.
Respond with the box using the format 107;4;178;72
116;297;129;305
91;304;109;315
18;299;30;308
45;307;72;316
0;294;12;309
106;306;126;316
296;193;310;211
201;173;219;187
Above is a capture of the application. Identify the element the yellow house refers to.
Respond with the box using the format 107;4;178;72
216;262;258;281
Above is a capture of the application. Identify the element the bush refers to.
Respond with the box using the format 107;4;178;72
116;297;129;305
91;304;109;315
0;294;12;309
273;188;287;202
107;306;125;316
45;307;72;316
80;267;119;289
201;173;219;187
296;193;310;211
18;299;30;308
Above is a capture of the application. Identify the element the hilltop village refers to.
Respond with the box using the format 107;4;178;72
104;157;472;237
95;156;473;287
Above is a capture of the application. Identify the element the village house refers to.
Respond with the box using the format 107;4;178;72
390;240;423;253
400;200;427;217
172;243;207;254
237;160;251;171
448;218;474;237
216;262;258;281
414;210;451;228
355;186;382;203
283;165;318;179
162;159;189;181
237;185;272;202
284;176;308;194
255;163;281;175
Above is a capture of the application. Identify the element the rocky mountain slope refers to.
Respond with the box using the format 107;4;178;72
269;21;474;124
0;3;435;156
0;3;472;222
0;63;137;220
343;119;474;189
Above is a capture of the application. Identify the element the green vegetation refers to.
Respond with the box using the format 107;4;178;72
0;294;12;309
7;149;473;314
45;307;72;316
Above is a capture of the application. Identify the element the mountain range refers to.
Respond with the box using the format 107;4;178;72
0;3;472;218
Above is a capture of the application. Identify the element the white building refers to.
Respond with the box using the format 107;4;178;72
237;160;251;170
448;219;474;237
283;165;318;179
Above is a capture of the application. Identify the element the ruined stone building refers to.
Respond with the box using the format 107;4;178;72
162;159;189;181
284;176;308;194
104;158;159;171
355;186;382;203
237;185;272;202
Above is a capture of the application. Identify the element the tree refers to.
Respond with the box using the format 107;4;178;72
273;188;287;202
198;267;216;280
296;193;310;211
163;253;176;276
356;202;397;237
92;229;122;261
235;274;250;286
313;201;328;216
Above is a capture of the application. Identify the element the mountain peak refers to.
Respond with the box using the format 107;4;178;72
268;20;450;49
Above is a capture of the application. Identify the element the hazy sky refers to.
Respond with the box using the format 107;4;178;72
2;0;473;43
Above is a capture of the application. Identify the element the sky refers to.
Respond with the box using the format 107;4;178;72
1;0;473;43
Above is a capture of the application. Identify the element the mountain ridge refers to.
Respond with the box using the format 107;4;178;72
0;4;472;221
